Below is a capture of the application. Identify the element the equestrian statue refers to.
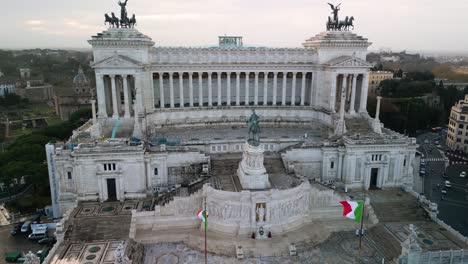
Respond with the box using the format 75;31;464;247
325;3;354;31
104;0;137;28
247;110;261;146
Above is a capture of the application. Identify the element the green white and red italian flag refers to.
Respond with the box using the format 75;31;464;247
339;200;363;223
197;209;208;229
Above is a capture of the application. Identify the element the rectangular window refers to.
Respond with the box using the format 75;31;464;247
403;158;407;167
112;163;116;171
330;161;334;169
461;115;466;121
457;138;461;142
154;168;158;175
67;171;72;180
459;124;464;129
104;164;107;171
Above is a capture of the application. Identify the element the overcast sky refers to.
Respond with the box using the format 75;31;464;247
1;0;467;52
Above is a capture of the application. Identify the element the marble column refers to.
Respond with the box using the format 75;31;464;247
330;73;337;113
96;74;107;117
198;72;203;107
91;99;97;124
208;72;213;106
282;72;287;106
227;72;231;106
291;72;297;106
254;72;259;105
110;75;119;118
169;73;175;108
217;72;222;106
359;73;369;113
189;72;194;107
178;72;184;108
273;72;278;105
245;72;250;105
236;72;240;106
349;74;357;114
310;72;316;107
122;75;131;118
340;74;348;115
263;72;268;105
300;72;306;106
375;96;382;121
159;73;165;108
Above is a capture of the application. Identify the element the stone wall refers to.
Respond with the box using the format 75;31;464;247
130;182;377;239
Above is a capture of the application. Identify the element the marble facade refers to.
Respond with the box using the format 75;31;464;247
47;21;418;218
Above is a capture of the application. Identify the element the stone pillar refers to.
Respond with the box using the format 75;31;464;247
169;73;175;108
254;72;259;105
291;72;297;106
349;74;357;115
245;72;250;105
334;74;347;136
337;152;344;181
159;73;165;108
359;73;370;113
237;142;270;190
236;72;240;106
217;72;222;106
198;72;203;107
189;72;194;107
110;75;119;118
122;75;131;118
375;96;382;121
227;72;231;106
263;72;268;105
178;72;184;108
300;72;306;106
96;74;107;118
330;73;337;113
91;99;97;124
282;72;287;106
273;72;278;105
208;72;212;106
310;72;316;107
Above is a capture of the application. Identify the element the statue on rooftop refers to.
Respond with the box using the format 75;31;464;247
247;110;260;146
327;3;341;22
118;0;129;22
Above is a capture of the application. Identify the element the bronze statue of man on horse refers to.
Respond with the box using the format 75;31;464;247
247;110;261;146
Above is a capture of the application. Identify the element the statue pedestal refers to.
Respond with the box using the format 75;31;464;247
237;142;270;190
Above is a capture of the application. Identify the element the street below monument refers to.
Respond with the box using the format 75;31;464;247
417;132;468;237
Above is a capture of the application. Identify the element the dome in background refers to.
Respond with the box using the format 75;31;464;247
73;66;89;87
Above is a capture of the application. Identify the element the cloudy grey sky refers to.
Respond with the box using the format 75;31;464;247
1;0;467;52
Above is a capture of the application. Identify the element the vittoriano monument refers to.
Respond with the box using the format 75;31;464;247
104;0;137;28
326;3;354;31
238;110;270;190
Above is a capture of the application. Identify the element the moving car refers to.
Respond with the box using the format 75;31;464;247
445;181;452;188
461;171;466;178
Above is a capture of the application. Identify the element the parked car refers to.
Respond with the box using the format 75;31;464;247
460;171;466;178
441;189;447;194
21;221;31;233
38;237;56;245
10;222;24;236
4;251;22;263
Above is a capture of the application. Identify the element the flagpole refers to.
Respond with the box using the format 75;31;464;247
358;199;365;262
204;196;207;264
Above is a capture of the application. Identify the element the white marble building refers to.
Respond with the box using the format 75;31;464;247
47;20;417;217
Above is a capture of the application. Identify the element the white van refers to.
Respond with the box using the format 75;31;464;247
28;224;47;240
21;221;31;233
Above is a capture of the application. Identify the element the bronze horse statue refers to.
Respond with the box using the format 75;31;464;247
104;13;120;28
129;14;137;28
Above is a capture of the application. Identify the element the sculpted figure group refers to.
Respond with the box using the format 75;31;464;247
105;0;137;28
326;3;355;31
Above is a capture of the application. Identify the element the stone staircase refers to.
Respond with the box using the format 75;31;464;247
345;116;372;134
65;213;131;242
365;225;402;262
210;155;241;192
371;200;426;223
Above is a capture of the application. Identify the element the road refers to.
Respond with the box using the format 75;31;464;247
0;225;45;260
417;132;468;237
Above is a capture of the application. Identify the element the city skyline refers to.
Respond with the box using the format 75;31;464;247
2;0;468;52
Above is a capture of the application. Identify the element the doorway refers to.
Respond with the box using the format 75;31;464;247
370;168;379;189
106;178;117;201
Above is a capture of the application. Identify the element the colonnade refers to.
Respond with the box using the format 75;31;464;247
154;72;315;108
331;73;369;114
96;74;135;118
